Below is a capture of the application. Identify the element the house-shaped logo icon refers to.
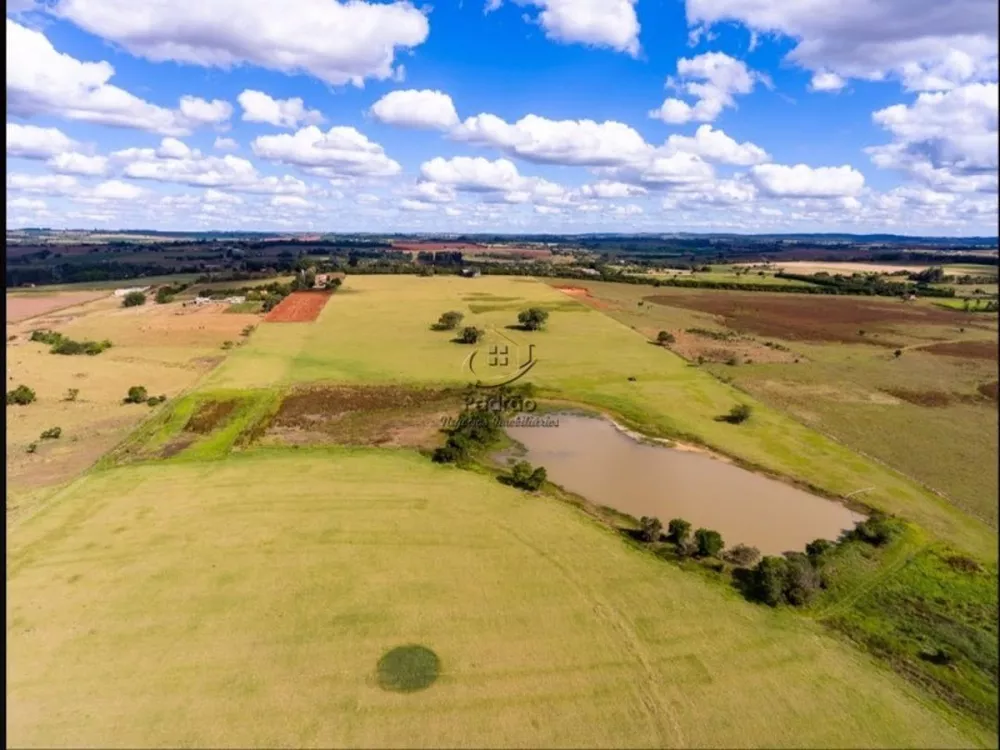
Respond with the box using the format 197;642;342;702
463;326;537;388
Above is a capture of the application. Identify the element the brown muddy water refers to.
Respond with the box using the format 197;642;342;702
503;413;865;555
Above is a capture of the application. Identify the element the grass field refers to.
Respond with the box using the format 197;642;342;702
205;275;995;560
643;266;819;287
563;280;999;531
7;448;988;748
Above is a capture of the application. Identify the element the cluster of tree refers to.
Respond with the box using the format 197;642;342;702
501;460;547;491
289;269;341;291
7;261;205;287
656;331;676;345
457;326;484;344
776;272;955;298
30;329;113;356
962;298;1000;312
431;408;503;464
745;512;903;607
637;516;726;558
909;266;946;284
6;384;36;405
416;251;464;266
155;283;191;304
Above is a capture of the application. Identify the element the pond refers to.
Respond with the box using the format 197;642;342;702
502;413;865;555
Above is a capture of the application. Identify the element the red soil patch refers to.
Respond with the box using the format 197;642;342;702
922;340;999;361
554;286;608;309
643;291;966;345
264;291;331;323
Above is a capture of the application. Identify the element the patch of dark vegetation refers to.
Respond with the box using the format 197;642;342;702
159;435;197;458
499;460;547;491
30;329;112;356
6;384;36;406
269;385;461;449
883;388;954;407
430;310;464;331
184;399;239;434
685;327;738;341
946;555;984;574
123;386;149;404
717;404;753;424
376;645;440;693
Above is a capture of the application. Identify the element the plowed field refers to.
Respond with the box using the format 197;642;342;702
264;291;331;322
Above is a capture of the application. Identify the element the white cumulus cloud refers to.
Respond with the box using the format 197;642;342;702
251;126;401;178
53;0;430;86
650;52;766;124
514;0;641;56
238;90;324;129
661;124;769;165
750;163;865;198
370;89;459;130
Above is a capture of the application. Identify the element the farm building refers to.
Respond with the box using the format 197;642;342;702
113;286;150;297
461;268;482;278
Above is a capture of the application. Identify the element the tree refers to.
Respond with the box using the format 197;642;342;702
849;512;899;546
155;287;174;304
64;388;80;402
639;516;663;543
656;331;675;345
723;543;761;567
6;385;36;406
667;518;692;546
751;556;789;606
805;538;834;560
458;326;482;344
893;349;902;358
517;307;550;331
694;528;724;558
121;291;147;308
782;552;823;605
435;311;465;331
124;385;148;404
506;461;547;491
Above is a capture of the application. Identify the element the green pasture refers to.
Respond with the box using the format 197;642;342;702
205;275;995;559
7;448;988;748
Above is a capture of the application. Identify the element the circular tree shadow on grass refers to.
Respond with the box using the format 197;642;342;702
376;645;441;693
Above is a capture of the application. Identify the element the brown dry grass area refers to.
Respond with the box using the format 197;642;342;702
263;291;331;322
643;291;968;345
923;340;999;361
265;385;462;448
6;291;110;322
979;381;999;401
184;400;239;434
5;299;260;497
656;329;800;365
881;387;989;408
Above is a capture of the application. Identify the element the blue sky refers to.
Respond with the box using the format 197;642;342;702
6;0;998;234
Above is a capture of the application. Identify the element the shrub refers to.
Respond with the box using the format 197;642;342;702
848;512;900;546
123;385;149;404
667;518;692;546
782;552;823;605
7;385;37;405
40;426;62;440
457;326;483;344
221;340;234;350
122;291;147;308
26;442;38;454
721;404;753;424
725;355;740;366
146;395;167;407
434;311;465;331
64;388;80;402
723;543;761;567
639;516;663;543
893;349;902;358
694;528;724;558
517;307;550;331
656;330;675;345
155;287;174;304
505;461;547;491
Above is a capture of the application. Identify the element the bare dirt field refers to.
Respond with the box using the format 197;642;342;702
553;285;609;309
264;291;331;323
923;340;999;360
644;291;969;345
6;291;109;322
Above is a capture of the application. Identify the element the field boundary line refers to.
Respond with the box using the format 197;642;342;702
496;520;686;747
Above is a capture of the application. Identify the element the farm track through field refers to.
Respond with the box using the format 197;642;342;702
497;520;685;746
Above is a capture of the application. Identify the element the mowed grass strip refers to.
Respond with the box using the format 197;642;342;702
205;275;995;560
6;449;988;748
